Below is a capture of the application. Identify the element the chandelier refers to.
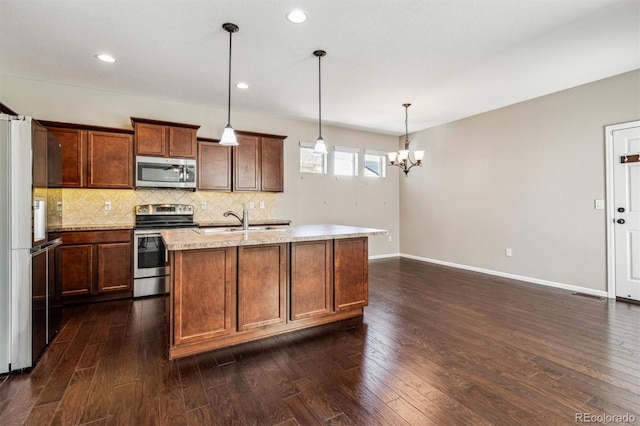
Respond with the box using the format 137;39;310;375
388;103;424;176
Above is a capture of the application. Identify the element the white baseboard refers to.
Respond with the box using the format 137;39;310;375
369;253;401;260
397;253;610;299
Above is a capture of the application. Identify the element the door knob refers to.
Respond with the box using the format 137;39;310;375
616;219;625;224
618;207;625;213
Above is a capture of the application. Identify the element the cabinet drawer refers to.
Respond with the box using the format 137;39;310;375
58;230;132;245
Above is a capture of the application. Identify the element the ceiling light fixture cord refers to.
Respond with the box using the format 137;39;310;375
318;52;322;139
227;26;233;126
405;103;409;145
312;50;328;155
220;23;239;146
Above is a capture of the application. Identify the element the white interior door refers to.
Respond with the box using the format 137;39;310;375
612;124;640;300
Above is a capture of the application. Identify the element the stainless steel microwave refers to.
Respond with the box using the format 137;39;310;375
135;155;196;189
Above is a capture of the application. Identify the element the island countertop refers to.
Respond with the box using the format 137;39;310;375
161;224;388;250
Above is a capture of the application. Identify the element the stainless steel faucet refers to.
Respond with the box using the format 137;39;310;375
223;204;249;230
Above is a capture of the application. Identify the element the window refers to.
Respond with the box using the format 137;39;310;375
299;142;327;174
334;146;359;176
364;150;387;177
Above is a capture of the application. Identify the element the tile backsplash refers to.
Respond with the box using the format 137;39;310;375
52;188;276;227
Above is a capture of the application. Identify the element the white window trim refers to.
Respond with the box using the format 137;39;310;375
299;141;327;174
363;150;387;178
333;146;359;177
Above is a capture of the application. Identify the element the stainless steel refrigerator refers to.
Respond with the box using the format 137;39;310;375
0;114;61;373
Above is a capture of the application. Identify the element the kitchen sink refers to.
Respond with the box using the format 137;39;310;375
196;226;286;235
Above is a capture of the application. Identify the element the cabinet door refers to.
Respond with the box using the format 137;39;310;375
198;141;231;191
173;247;236;345
47;128;86;187
32;122;48;188
135;122;167;157
291;241;332;320
58;244;93;296
97;242;132;293
87;131;134;189
238;244;287;330
168;127;197;158
261;137;284;192
334;237;368;312
233;134;260;191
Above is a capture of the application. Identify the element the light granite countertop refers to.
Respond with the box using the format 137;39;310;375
161;224;388;251
197;219;291;227
49;224;134;232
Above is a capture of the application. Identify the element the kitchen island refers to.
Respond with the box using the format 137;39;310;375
161;224;387;359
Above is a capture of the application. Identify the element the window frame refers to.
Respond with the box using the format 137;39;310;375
364;149;387;178
299;142;327;175
333;146;360;177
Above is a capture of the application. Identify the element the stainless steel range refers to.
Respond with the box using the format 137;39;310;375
133;204;195;297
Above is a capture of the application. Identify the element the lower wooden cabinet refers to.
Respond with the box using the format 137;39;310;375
171;247;236;345
168;237;369;359
334;237;369;311
51;230;133;303
237;244;287;330
290;240;333;320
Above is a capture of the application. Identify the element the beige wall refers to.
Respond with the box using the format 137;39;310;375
0;74;399;256
399;70;640;292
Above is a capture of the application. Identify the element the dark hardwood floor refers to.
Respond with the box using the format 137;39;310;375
1;257;639;425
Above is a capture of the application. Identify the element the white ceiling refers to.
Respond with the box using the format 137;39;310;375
1;0;638;136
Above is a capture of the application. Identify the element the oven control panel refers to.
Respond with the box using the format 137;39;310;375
135;204;194;215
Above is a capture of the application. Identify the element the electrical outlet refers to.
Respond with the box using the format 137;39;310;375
201;202;207;210
259;201;265;209
249;202;255;209
104;201;112;211
56;201;62;211
388;236;392;242
505;248;512;257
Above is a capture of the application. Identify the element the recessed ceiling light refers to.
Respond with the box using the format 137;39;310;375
236;82;249;89
286;10;307;24
95;53;117;63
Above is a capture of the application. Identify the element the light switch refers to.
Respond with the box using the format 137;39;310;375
594;199;605;210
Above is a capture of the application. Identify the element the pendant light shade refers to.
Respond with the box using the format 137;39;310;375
220;22;239;146
313;50;328;155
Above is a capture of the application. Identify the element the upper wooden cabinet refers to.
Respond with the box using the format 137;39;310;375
131;117;199;159
42;122;134;189
87;131;134;188
233;130;285;192
197;138;231;191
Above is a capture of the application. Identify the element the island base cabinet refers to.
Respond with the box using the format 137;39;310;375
237;244;287;331
171;247;236;346
290;240;333;321
167;237;371;359
334;238;369;311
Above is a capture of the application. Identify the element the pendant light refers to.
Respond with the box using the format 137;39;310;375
220;22;239;146
388;103;424;176
313;50;328;155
